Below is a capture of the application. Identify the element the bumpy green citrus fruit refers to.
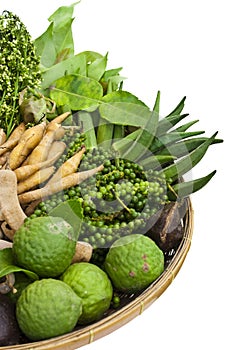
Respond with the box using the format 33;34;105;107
61;262;113;325
16;279;82;341
12;216;76;278
104;234;164;292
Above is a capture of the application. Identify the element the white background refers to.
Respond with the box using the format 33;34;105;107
0;1;231;349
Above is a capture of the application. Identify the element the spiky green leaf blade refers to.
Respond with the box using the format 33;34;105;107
175;119;199;132
153;90;161;114
122;92;160;161
168;170;217;200
156;113;189;136
150;130;205;153
122;110;159;161
161;132;218;182
139;155;176;170
166;96;186;117
112;129;141;155
159;137;223;157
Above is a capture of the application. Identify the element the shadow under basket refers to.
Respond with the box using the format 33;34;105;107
2;198;194;350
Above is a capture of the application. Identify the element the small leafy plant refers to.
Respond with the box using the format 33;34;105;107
0;11;41;137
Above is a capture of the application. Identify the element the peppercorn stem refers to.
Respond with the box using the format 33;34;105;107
114;191;131;213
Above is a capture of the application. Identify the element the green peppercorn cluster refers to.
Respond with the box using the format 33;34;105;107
77;149;169;248
0;11;41;136
31;144;169;250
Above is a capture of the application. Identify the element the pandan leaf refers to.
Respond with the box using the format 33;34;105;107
153;90;161;114
158;137;223;158
168;170;217;200
156;113;189;136
150;130;205;153
122;92;160;161
0;248;39;280
161;132;218;182
165;96;186;117
112;129;141;155
175;119;199;132
139;155;176;170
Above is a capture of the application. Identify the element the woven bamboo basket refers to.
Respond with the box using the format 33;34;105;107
1;198;193;350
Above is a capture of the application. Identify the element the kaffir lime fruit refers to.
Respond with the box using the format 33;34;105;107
16;279;82;341
104;234;164;292
12;216;76;278
61;262;113;325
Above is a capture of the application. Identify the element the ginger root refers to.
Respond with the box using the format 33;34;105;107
0;170;27;239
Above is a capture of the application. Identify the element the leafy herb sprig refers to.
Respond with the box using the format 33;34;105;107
0;11;41;137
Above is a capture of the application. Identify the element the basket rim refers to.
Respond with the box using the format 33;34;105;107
1;199;194;350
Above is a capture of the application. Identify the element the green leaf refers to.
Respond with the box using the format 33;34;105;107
150;130;205;153
156;113;189;136
50;75;151;125
79;111;97;149
102;67;123;81
166;96;186;117
87;53;108;81
175;119;199;132
49;199;83;240
99;102;150;126
139;155;176;170
112;129;141;154
161;133;218;182
41;54;87;89
81;51;103;63
48;2;79;26
96;118;114;149
35;23;57;68
50;74;103;110
101;91;147;106
0;249;39;280
158;137;223;158
122;108;159;161
153;91;161;114
168;170;217;200
35;2;79;68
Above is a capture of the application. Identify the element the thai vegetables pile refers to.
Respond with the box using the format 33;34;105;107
0;3;223;346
